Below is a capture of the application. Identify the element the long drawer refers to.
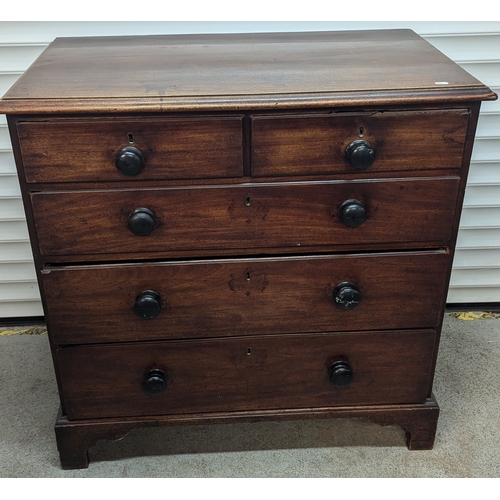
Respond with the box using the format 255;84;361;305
251;109;468;177
31;176;460;257
56;330;437;420
17;116;244;182
43;251;448;344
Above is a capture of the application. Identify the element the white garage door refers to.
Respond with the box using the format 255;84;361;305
0;21;499;317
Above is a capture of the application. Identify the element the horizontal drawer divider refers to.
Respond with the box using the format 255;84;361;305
28;175;462;191
53;327;440;349
22;169;465;190
42;247;449;270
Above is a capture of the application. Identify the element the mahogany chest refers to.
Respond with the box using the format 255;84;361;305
0;30;496;469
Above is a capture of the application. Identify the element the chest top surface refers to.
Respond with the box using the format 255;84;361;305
0;29;496;114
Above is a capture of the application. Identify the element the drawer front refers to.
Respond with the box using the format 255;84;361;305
251;109;468;177
57;330;437;420
17;117;244;182
32;177;459;257
43;251;448;344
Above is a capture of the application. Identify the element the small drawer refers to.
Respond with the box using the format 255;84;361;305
17;116;244;182
31;176;460;258
43;251;448;344
251;109;468;177
56;330;437;420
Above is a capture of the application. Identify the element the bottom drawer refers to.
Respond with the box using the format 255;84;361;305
57;330;437;420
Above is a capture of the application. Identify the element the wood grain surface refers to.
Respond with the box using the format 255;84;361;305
18;116;244;182
0;30;495;114
43;251;448;344
56;329;437;419
251;109;468;176
31;177;460;257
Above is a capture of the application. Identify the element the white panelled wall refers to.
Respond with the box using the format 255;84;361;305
426;33;500;303
0;22;499;317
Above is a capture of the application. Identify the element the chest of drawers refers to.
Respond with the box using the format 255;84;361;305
0;30;496;469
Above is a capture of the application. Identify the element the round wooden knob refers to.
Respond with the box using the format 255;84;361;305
134;290;161;319
116;146;144;176
345;140;375;170
142;369;167;396
128;207;155;236
333;281;361;310
328;361;354;388
339;199;367;227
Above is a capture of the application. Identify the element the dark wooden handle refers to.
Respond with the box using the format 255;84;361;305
333;281;361;310
338;199;367;227
142;369;167;396
134;290;161;319
128;207;155;236
116;146;144;176
328;361;354;388
345;139;375;170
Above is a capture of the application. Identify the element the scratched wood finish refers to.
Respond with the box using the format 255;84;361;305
43;251;448;345
31;177;460;257
17;117;244;183
251;110;468;177
0;30;495;114
56;329;437;420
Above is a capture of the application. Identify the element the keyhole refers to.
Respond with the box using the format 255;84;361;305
246;348;252;356
245;196;251;206
245;271;251;281
127;133;135;144
358;127;364;138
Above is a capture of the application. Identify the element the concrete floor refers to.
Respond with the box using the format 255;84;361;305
0;313;499;477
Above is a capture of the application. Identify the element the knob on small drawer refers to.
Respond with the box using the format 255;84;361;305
134;290;161;319
328;361;354;388
142;369;167;396
128;207;155;236
116;146;144;176
333;281;361;310
338;199;367;227
345;139;375;170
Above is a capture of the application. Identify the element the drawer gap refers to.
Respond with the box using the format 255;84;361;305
53;326;439;349
41;247;448;269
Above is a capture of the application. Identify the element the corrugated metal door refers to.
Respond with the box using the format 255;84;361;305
0;22;499;317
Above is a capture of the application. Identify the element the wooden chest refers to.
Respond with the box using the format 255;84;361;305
0;30;496;469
